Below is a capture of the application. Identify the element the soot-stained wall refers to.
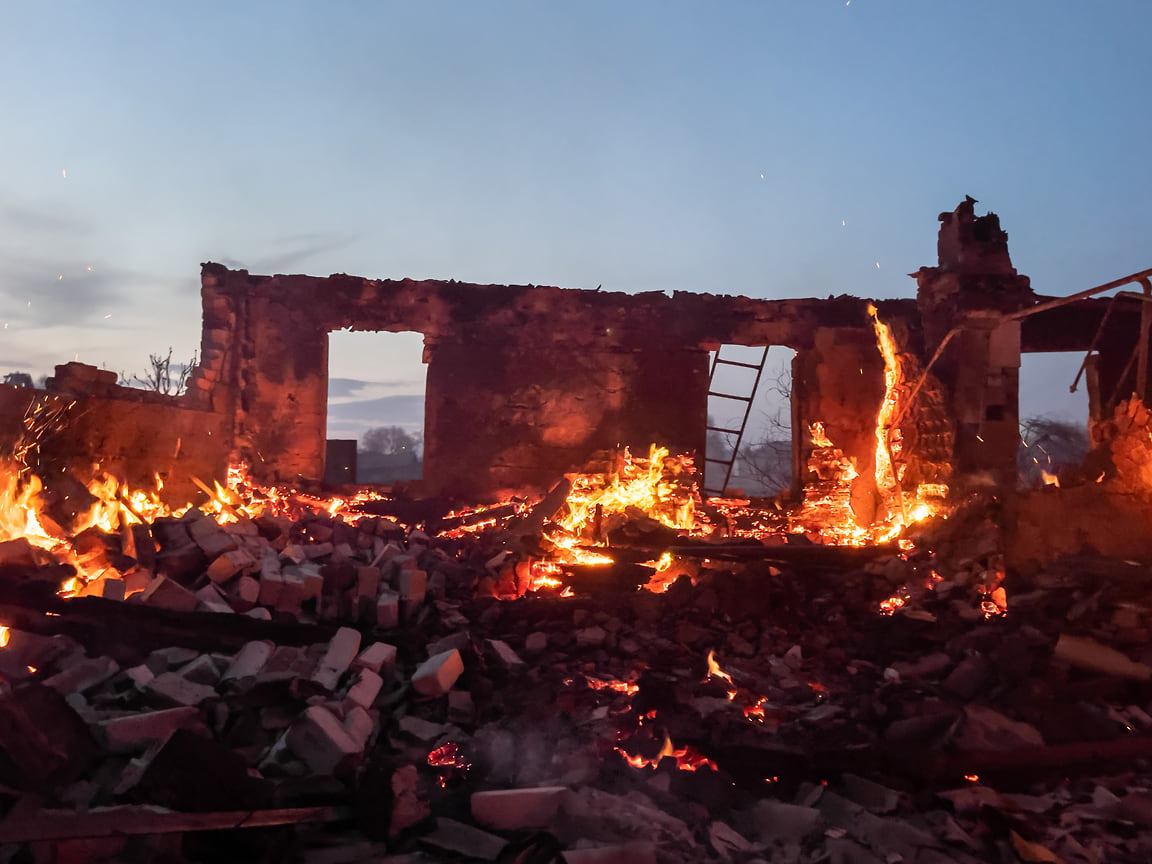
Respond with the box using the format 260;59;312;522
189;264;895;498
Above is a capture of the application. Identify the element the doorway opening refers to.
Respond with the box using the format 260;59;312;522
327;329;427;485
704;345;794;497
1017;351;1090;488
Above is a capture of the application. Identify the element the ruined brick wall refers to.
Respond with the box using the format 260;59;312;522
192;264;897;498
0;379;229;508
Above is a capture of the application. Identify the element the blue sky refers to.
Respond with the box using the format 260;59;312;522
2;1;1150;431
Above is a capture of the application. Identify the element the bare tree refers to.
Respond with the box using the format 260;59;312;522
122;348;198;395
361;425;422;456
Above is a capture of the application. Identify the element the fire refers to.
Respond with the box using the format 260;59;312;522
705;650;733;685
586;676;640;696
867;305;947;538
556;445;696;537
615;731;718;772
810;422;835;448
0;626;9;648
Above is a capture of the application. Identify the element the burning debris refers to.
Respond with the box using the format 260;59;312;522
1;200;1151;862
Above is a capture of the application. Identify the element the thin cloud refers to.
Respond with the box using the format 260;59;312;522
217;231;357;274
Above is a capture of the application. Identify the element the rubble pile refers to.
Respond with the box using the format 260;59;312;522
4;462;1152;864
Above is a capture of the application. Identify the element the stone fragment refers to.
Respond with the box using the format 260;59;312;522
745;799;823;843
448;690;475;723
352;642;398;679
140;575;198;613
123;664;154;689
194;583;234;614
343;705;375;750
524;631;548;654
471;786;569;830
222;640;275;683
206;548;258;583
258;568;284;607
563;846;657;864
78;576;125;600
99;707;200;754
575;626;607;647
286;705;362;775
44;656;120;695
356;566;380;598
275;573;305;614
343;668;384;710
488;639;526;673
398;568;427;603
176;655;222;686
230;575;260;611
376;590;400;628
422;817;506;861
1054;633;1152;680
148;672;218;707
411;649;464;697
311;627;363;691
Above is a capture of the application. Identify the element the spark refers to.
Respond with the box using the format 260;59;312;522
103;314;112;320
875;262;880;269
87;266;93;272
760;173;764;179
58;275;63;281
61;169;67;179
842;220;846;226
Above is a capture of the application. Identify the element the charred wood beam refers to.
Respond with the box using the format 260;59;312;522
0;804;350;843
1020;297;1142;353
0;585;347;663
582;542;898;568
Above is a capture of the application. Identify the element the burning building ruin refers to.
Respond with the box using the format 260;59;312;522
3;200;1152;862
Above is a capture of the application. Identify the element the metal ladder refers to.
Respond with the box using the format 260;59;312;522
702;346;769;497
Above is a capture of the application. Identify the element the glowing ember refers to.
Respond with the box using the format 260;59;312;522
586;676;640;696
0;626;9;648
878;593;908;615
964;774;980;782
426;741;470;786
615;731;718;772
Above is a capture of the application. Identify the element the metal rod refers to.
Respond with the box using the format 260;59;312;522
1004;266;1152;321
1069;293;1122;393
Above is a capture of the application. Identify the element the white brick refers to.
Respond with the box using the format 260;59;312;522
398;569;427;603
275;573;305;614
352;642;397;679
44;656;120;694
311;627;362;691
140;576;198;613
100;707;199;754
411;649;464;697
79;576;125;600
376;590;400;628
356;566;380;599
471;787;569;831
177;655;221;686
148;671;217;706
286;705;362;775
343;706;374;749
194;583;234;614
258;567;284;607
488;639;526;673
343;668;383;710
230;575;260;612
222;640;275;682
206;548;257;583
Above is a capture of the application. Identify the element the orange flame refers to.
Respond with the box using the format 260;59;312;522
615;732;718;772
